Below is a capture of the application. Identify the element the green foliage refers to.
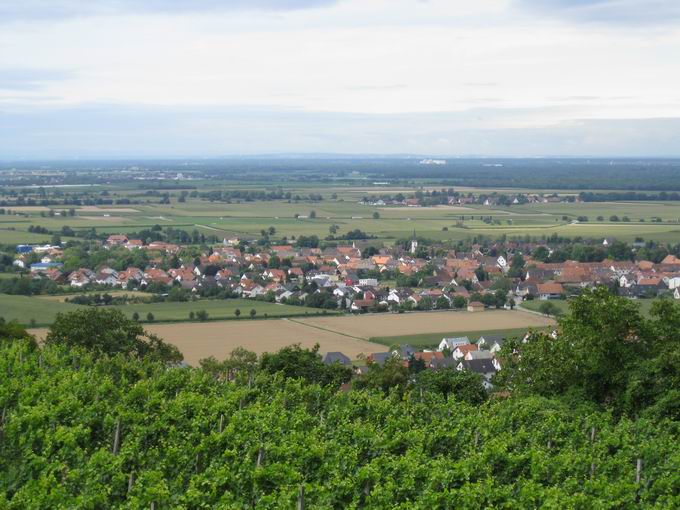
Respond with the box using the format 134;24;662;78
415;368;488;404
497;288;680;419
354;356;409;394
259;343;351;387
1;340;679;507
0;318;35;348
45;308;181;363
538;301;561;316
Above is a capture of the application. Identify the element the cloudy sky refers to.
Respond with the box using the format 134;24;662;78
1;0;680;158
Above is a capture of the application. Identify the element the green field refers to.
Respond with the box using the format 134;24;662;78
520;297;673;317
0;294;87;326
4;190;680;245
370;326;550;349
0;294;335;326
108;298;335;322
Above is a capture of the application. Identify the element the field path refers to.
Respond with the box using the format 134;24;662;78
285;318;367;340
295;309;554;339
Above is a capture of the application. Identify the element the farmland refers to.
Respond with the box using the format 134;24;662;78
0;294;330;327
26;308;555;365
3;179;680;245
295;309;554;340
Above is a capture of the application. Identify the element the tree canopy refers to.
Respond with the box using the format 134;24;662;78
45;308;182;364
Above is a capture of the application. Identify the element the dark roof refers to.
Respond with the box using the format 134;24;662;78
396;344;416;359
461;359;497;375
478;334;504;346
430;358;458;370
369;352;393;366
322;352;351;365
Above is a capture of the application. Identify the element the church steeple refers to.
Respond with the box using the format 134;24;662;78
410;229;418;254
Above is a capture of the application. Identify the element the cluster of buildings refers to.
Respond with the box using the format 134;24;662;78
14;235;680;311
324;333;526;389
360;192;570;208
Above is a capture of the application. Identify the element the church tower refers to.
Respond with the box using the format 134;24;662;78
410;229;418;254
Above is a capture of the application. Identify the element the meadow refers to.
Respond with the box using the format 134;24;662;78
520;297;671;317
0;294;330;326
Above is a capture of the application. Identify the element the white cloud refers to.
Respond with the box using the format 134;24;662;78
1;0;679;156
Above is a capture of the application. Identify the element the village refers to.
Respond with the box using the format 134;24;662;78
14;231;680;306
7;229;680;383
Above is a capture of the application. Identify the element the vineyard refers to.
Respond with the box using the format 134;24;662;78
0;341;679;508
1;289;680;508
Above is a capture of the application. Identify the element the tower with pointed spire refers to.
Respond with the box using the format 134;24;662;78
410;229;418;254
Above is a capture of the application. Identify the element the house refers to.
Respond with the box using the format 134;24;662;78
393;344;416;360
477;335;504;350
467;301;485;312
457;359;497;389
367;352;394;366
264;268;287;283
536;282;564;300
106;234;129;247
125;239;144;250
30;262;64;272
387;288;413;305
452;343;479;360
358;278;378;287
489;339;506;354
413;351;444;365
322;352;351;366
69;268;94;287
664;276;680;290
661;255;680;265
16;244;33;254
438;336;470;352
350;299;375;312
95;268;119;286
429;357;458;370
465;350;494;361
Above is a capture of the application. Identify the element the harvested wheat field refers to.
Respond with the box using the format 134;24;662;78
142;320;387;365
28;310;553;366
28;320;387;366
296;309;555;339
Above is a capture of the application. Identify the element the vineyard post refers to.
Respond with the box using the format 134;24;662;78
127;472;135;494
112;419;121;455
636;458;642;484
219;414;224;433
256;446;265;468
297;485;305;510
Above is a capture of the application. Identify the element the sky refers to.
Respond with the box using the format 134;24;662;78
1;0;680;158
